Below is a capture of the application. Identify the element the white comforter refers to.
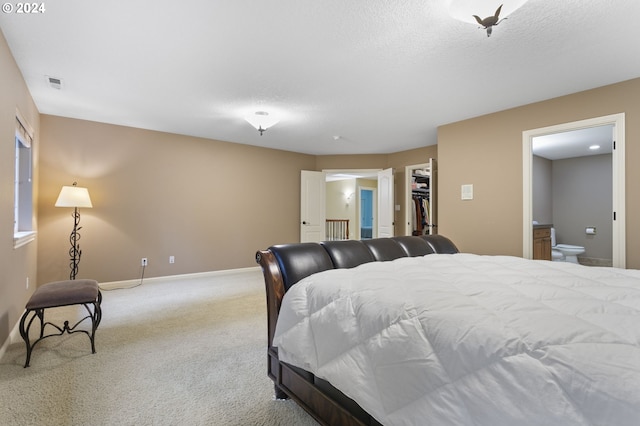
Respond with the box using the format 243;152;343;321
273;254;640;426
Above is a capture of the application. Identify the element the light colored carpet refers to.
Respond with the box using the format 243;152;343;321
0;270;318;426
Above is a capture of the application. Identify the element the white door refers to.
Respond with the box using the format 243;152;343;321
300;170;326;242
377;168;394;238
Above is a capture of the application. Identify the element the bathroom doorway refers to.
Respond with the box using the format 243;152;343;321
360;188;374;239
522;114;625;268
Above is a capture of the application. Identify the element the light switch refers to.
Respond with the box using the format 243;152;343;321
461;184;473;200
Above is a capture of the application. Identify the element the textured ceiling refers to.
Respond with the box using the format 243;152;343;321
1;0;640;155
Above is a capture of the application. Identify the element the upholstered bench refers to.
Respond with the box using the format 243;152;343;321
19;279;102;367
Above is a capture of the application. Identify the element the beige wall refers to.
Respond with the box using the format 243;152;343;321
315;154;388;171
35;121;439;288
37;115;316;284
35;129;440;285
0;30;40;347
438;78;640;268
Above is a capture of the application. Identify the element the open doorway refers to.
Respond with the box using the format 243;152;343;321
359;187;375;239
532;126;613;265
301;168;394;242
522;114;625;268
324;170;379;240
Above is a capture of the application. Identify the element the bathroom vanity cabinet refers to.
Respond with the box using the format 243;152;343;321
533;225;552;260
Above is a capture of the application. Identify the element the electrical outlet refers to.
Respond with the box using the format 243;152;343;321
141;257;148;266
169;256;175;264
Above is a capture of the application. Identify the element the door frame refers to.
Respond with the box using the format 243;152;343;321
522;113;625;268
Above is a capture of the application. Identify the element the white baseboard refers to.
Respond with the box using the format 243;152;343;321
0;317;23;359
98;266;261;290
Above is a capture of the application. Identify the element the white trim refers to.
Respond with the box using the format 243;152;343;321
15;108;34;137
522;113;625;268
322;168;382;176
0;320;22;360
13;231;36;249
98;266;261;290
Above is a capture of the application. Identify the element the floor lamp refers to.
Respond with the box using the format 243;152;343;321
55;182;93;280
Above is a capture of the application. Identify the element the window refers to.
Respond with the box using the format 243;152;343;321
14;113;35;248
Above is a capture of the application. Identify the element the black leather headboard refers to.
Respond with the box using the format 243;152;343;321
392;236;435;257
420;234;459;254
362;238;407;261
269;243;334;291
266;235;458;291
320;240;374;269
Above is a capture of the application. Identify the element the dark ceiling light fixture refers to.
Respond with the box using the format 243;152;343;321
473;4;505;37
447;0;529;37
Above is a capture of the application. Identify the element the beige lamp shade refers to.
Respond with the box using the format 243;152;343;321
55;185;93;208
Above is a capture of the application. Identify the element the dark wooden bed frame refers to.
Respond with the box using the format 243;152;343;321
255;235;459;426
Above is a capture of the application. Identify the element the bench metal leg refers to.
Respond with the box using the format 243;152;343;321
19;308;40;368
19;290;102;368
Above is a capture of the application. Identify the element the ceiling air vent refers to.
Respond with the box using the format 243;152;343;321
46;76;63;90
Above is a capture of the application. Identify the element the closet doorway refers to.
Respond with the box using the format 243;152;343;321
522;114;625;268
405;159;437;236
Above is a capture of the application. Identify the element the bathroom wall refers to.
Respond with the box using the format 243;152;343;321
532;155;552;224
552;154;612;262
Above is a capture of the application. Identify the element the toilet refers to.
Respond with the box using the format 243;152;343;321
550;227;585;264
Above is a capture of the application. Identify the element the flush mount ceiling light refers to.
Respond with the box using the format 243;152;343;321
447;0;529;37
244;111;279;136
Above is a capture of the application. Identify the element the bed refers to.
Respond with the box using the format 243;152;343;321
255;235;640;425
